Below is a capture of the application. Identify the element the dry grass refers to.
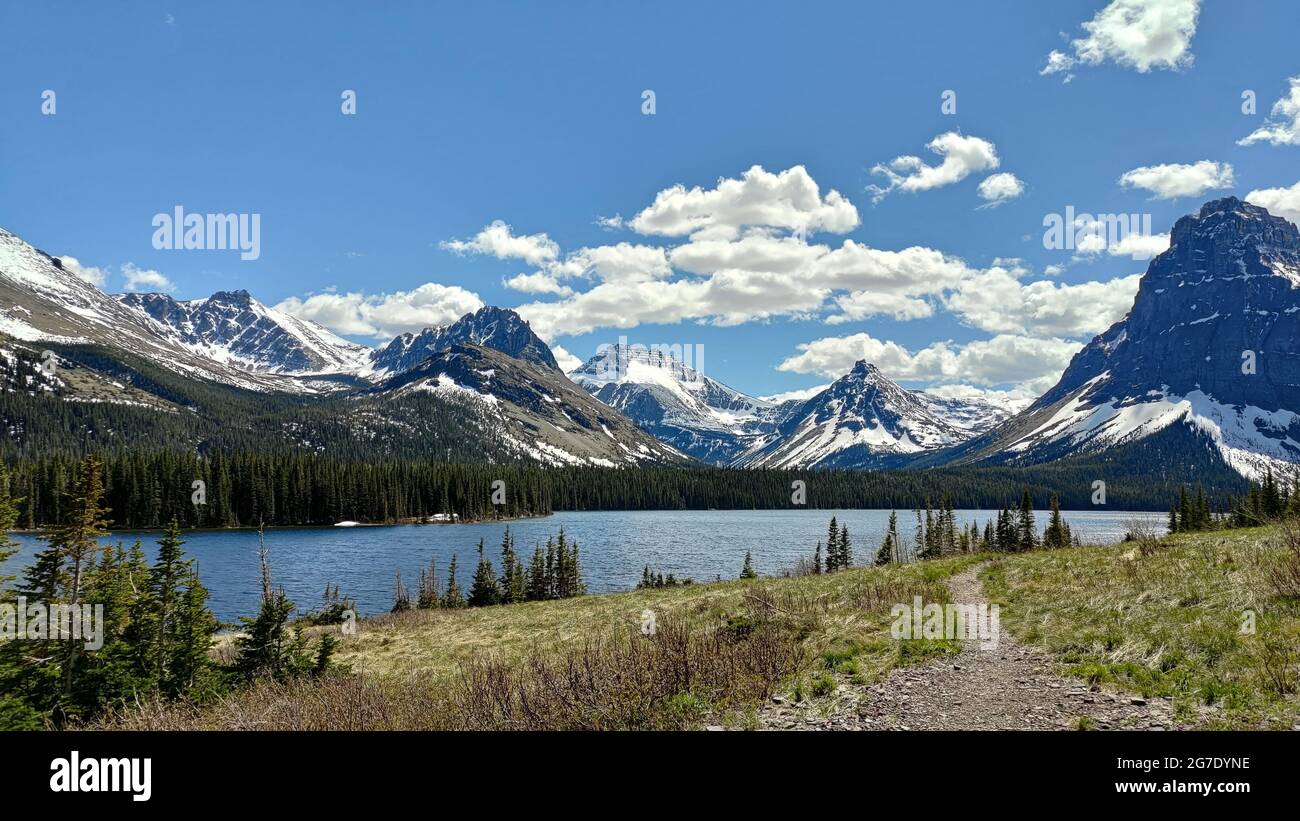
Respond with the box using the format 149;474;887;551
95;554;982;730
982;523;1300;729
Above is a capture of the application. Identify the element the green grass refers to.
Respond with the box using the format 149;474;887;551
983;523;1300;729
336;552;984;688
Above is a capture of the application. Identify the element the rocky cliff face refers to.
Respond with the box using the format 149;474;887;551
956;197;1300;478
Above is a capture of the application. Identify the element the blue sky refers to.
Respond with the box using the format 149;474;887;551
2;0;1299;400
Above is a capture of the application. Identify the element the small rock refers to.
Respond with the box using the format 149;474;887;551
1129;697;1147;706
705;725;725;732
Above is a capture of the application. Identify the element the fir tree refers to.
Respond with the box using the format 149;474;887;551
825;516;840;572
468;538;500;607
839;526;852;569
1042;495;1070;549
1017;490;1037;551
442;554;466;608
740;550;757;579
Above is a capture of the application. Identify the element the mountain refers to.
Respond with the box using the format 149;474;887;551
568;343;786;464
368;342;681;466
0;226;678;466
0;228;313;394
942;197;1300;479
370;306;559;376
115;290;370;375
736;361;1001;469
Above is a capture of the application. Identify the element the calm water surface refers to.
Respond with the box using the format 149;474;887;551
4;509;1164;622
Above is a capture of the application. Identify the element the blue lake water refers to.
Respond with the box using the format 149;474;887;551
3;509;1164;623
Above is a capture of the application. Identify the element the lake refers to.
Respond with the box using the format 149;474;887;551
3;509;1164;623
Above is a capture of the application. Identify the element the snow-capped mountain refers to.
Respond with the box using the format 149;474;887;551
116;290;370;375
368;341;682;466
370;306;559;376
737;361;999;469
568;343;784;463
0;227;311;393
947;197;1300;479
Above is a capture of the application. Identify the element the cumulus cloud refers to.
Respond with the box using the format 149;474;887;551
58;256;109;288
624;164;857;239
868;132;1001;202
1118;160;1234;199
946;264;1140;338
551;345;583;373
1246;180;1300;227
1067;214;1170;260
439;220;559;266
121;263;174;293
777;331;1081;394
503;272;574;297
551;243;672;284
1239;77;1300;147
976;172;1025;207
1041;0;1200;79
276;282;483;340
761;385;831;403
628;165;858;240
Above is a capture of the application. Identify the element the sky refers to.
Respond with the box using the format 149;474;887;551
2;0;1299;402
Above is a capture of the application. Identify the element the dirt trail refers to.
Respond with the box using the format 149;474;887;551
757;564;1176;731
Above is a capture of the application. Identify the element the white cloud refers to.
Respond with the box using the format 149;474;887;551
1106;231;1170;259
58;256;109;288
923;383;1039;409
121;263;174;293
1239;77;1300;147
1068;215;1171;260
439;220;559;266
1246;180;1300;226
777;331;1081;393
629;165;859;239
552;345;583;373
553;243;672;284
503;272;574;297
761;385;830;403
868;132;1000;202
1118;160;1234;199
946;265;1140;338
976;172;1025;207
1041;0;1200;79
276;282;483;340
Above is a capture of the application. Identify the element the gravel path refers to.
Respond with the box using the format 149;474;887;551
755;564;1178;731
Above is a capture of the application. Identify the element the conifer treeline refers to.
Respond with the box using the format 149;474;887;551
393;527;586;612
8;451;552;528
4;449;1262;529
0;457;335;729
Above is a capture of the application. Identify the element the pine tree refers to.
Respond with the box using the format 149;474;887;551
526;545;547;601
235;529;314;682
875;512;898;566
1168;499;1179;534
468;539;500;607
813;541;823;574
442;553;466;608
417;556;440;609
0;463;22;589
1042;495;1070;549
498;528;525;604
839;526;852;569
825;516;840;572
740;550;757;579
392;568;411;612
1017;490;1037;551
